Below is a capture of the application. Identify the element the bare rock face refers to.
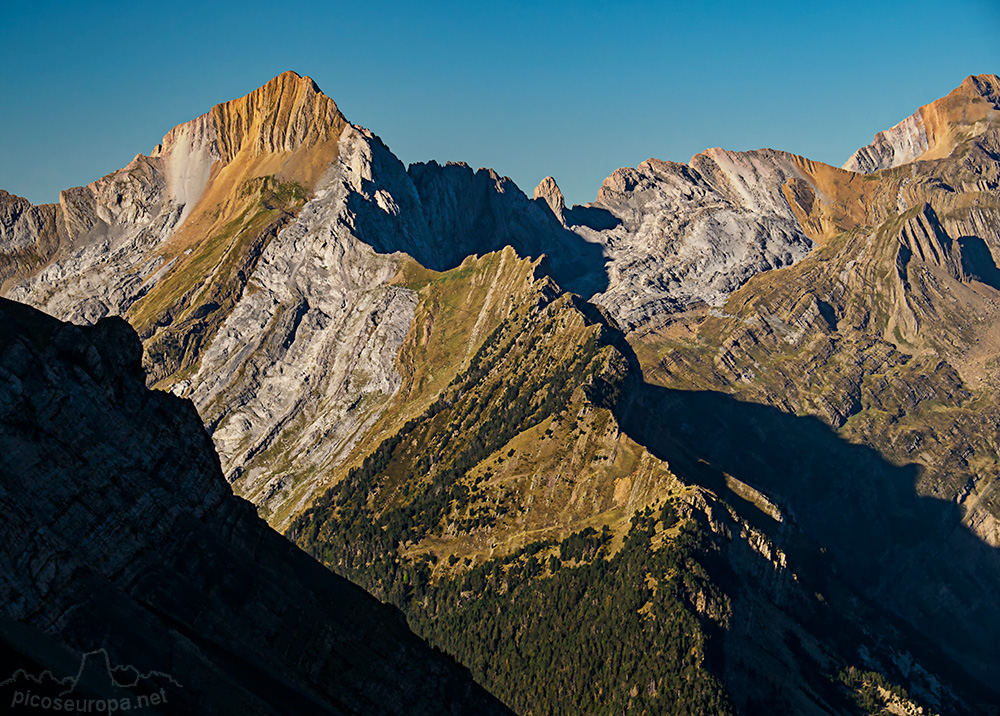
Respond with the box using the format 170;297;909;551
0;191;61;291
843;111;929;174
404;160;605;294
4;71;346;326
152;111;220;224
403;154;815;331
183;124;429;522
5;150;181;324
533;175;565;220
209;72;341;161
0;297;511;716
844;73;1000;174
0;76;408;522
579;148;814;330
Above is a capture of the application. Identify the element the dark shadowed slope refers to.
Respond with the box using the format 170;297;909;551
619;379;1000;695
0;297;511;716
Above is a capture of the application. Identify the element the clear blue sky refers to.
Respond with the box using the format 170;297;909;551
1;0;997;207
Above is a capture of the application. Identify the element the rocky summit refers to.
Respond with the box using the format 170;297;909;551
2;71;1000;714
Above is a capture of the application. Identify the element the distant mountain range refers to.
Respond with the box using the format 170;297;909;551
2;71;999;714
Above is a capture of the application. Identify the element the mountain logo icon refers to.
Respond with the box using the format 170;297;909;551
2;649;181;713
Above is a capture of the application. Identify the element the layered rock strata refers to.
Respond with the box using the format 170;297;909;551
844;74;1000;173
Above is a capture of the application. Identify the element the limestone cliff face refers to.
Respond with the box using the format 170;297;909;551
6;149;177;325
3;71;346;327
0;75;384;521
0;190;61;289
843;110;929;174
180;124;429;523
844;73;1000;173
152;112;219;225
209;71;344;164
581;149;815;329
0;297;510;715
402;150;819;331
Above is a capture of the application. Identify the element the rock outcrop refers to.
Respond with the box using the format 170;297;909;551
843;110;929;174
0;296;511;715
844;73;1000;173
532;175;565;220
4;71;347;326
580;148;816;329
180;124;428;522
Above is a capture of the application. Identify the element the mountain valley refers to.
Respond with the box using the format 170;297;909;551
2;71;1000;715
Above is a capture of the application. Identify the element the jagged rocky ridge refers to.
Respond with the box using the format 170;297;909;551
0;296;511;715
1;71;827;518
844;75;1000;173
2;71;1000;713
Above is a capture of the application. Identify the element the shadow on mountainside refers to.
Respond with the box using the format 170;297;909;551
616;375;1000;694
0;297;512;716
563;204;621;232
400;161;613;296
957;235;1000;290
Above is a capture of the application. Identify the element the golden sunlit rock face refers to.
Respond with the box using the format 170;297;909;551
128;72;348;377
211;71;346;164
149;70;348;264
2;71;1000;715
845;73;1000;173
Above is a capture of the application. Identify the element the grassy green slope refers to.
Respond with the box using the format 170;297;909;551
285;250;985;715
286;258;742;714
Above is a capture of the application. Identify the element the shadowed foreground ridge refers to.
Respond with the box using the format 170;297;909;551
3;71;1000;715
0;297;511;715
